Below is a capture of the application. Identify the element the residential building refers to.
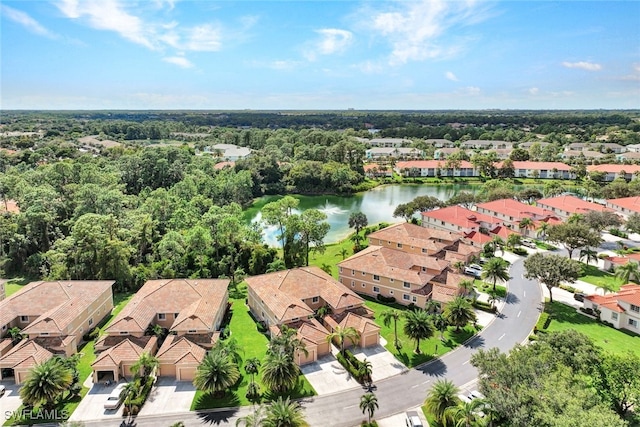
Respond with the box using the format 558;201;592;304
583;284;640;332
205;144;252;161
460;140;513;150
601;253;640;271
363;163;392;178
425;138;455;148
536;195;614;220
616;152;640;162
93;278;229;382
0;280;114;383
509;161;575;179
606;196;640;217
433;147;465;160
587;164;640;181
366;147;423;159
519;141;550;149
0;340;53;384
338;223;481;309
625;143;640;153
561;150;606;160
395;160;478;177
475;199;560;237
355;137;410;147
0;200;19;214
486;149;512;160
213;161;235;170
421;206;504;236
0;279;5;302
245;267;379;365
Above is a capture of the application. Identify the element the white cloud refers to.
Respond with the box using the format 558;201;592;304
528;87;539;95
634;63;640;73
163;56;193;68
367;0;492;65
1;5;59;39
268;60;300;70
458;86;481;96
562;61;602;71
445;71;458;81
57;0;156;49
304;28;353;61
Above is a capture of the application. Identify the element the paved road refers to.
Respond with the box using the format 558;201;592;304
69;257;543;427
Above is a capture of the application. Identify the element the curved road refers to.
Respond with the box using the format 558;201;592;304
78;258;542;427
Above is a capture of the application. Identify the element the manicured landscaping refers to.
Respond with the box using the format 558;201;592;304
363;296;478;368
309;238;357;278
473;280;507;299
542;301;640;356
191;284;316;410
578;264;623;291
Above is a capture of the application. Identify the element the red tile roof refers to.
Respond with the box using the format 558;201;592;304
607;197;640;214
537;195;612;216
214;161;235;170
368;222;461;248
477;198;555;221
396;160;475;170
588;164;640;174
586;284;640;313
510;161;573;171
422;206;501;229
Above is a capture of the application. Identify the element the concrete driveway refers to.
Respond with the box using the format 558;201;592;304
138;377;196;416
68;381;125;422
1;381;23;422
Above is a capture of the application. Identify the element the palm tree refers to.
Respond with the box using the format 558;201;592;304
505;233;521;251
20;358;73;408
326;325;360;355
491;235;504;255
615;261;640;284
481;257;510;292
431;313;449;341
424;379;460;424
359;392;379;425
269;325;307;359
425;299;441;315
596;282;618;295
213;337;244;364
453;261;466;274
236;404;267;427
7;327;25;345
403;310;434;354
120;381;141;414
262;350;300;394
130;351;159;380
264;396;306;427
358;358;373;386
536;221;550;241
379;309;402;350
444;399;486;427
337;247;349;260
567;213;584;224
244;357;261;401
579;247;598;266
444;296;477;332
193;350;240;398
458;280;475;298
518;217;534;236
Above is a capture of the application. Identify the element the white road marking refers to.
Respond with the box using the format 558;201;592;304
411;384;420;389
462;360;470;365
523;290;526;297
517;310;522;318
344;404;357;409
498;333;506;340
422;380;430;385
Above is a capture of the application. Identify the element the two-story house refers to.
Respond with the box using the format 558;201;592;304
475;199;560;237
583;284;640;332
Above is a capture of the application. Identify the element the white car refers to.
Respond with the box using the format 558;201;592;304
468;264;483;271
405;411;424;427
464;267;482;278
468;390;485;400
104;383;126;410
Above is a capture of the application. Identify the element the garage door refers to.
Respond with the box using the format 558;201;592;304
178;367;197;382
363;334;378;347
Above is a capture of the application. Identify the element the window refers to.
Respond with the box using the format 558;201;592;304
397;243;403;248
403;282;410;289
20;316;28;323
629;319;639;328
352;270;355;276
1;325;6;331
175;313;179;318
440;221;445;225
389;290;394;295
339;267;343;273
611;312;618;321
292;317;299;321
362;271;366;276
362;283;366;287
412;296;417;303
403;294;410;301
157;313;166;320
40;332;49;336
120;331;129;335
631;304;640;313
422;248;427;253
351;281;355;287
373;275;380;281
188;330;197;333
88;318;93;326
421;267;426;272
373;286;380;293
312;296;319;303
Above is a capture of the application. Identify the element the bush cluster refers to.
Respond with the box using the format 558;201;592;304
336;350;370;384
376;294;396;304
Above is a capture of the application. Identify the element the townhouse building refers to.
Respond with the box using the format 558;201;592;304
395;160;478;177
606;196;640;218
536;195;614;220
475;199;560;237
583;284;640;333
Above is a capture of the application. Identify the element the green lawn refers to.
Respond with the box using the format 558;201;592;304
4;277;34;297
473;280;507;299
544;301;640;356
578;264;623;291
191;286;316;410
308;238;355;279
363;296;478;368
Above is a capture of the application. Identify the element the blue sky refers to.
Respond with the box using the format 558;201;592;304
1;1;639;110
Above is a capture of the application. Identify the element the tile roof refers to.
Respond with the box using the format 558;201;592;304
422;206;501;229
0;340;53;369
537;195;612;215
368;223;461;248
0;281;114;334
396;160;475;170
607;197;640;214
510;161;573;171
156;336;206;365
0;200;19;214
339;246;449;285
476;199;555;221
245;267;363;323
106;279;228;334
586;284;640;313
338;312;380;335
294;319;330;346
92;337;157;369
588;164;640;174
214;161;235;170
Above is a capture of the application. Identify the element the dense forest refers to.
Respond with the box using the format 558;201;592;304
1;110;639;291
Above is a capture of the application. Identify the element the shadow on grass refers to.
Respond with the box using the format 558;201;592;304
360;294;409;312
546;302;593;326
196;407;240;425
262;379;316;402
192;390;241;411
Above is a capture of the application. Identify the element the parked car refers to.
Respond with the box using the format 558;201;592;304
464;267;482;278
468;264;483;271
521;239;537;248
0;384;5;397
574;292;586;302
468;390;485;400
104;383;126;410
405;411;424;427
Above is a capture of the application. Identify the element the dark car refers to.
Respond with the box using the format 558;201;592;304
573;292;586;302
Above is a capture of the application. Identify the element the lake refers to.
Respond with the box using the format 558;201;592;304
246;183;480;246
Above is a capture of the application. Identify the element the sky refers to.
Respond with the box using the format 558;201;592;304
1;0;639;110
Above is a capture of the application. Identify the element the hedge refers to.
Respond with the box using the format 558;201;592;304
472;300;497;313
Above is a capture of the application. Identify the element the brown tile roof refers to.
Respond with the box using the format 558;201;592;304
338;312;380;335
0;281;114;335
422;206;501;229
0;340;52;369
0;200;19;214
368;223;461;248
245;267;363;323
339;246;449;285
0;338;13;356
537;195;613;216
106;279;228;335
156;336;206;365
293;319;330;346
92;337;157;369
477;199;555;221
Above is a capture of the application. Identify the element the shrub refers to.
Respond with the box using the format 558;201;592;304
472;300;497;313
609;228;629;238
512;247;528;256
559;284;577;293
256;321;267;333
376;294;396;304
